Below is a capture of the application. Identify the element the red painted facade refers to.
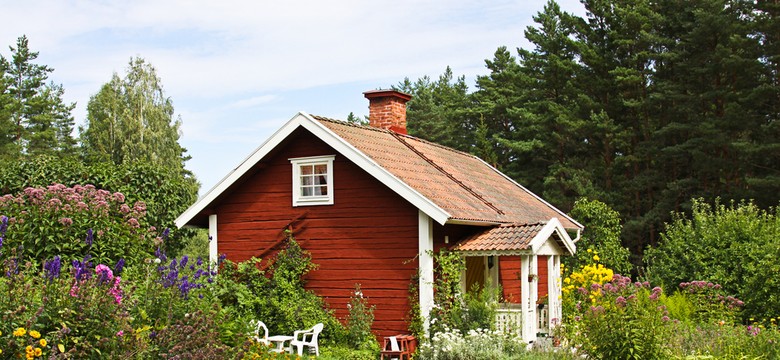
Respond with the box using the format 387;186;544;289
499;256;550;304
215;129;420;337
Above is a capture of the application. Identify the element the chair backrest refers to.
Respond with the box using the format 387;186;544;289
389;336;400;352
252;320;269;342
309;323;324;342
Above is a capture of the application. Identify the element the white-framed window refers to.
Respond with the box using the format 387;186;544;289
289;155;335;206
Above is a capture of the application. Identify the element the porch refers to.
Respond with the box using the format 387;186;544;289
451;218;576;343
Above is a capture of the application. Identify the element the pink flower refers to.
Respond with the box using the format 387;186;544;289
116;331;124;337
113;192;126;203
95;264;114;281
59;217;73;226
128;218;140;228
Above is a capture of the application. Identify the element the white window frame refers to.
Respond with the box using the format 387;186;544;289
289;155;335;206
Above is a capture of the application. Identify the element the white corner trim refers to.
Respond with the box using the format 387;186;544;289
175;112;451;228
418;211;434;336
529;218;576;255
208;214;218;266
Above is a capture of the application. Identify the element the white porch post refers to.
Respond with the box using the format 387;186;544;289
208;214;218;267
529;255;539;339
520;255;532;343
548;255;561;329
418;211;434;335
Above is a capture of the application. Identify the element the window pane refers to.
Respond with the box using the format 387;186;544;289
302;187;312;196
301;176;313;186
314;164;328;174
301;165;313;175
314;175;327;185
318;186;328;195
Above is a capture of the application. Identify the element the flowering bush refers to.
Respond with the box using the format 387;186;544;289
417;325;536;360
0;184;154;265
344;284;378;352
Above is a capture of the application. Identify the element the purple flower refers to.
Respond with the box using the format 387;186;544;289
0;215;8;236
196;257;203;266
615;296;627;307
162;228;170;240
114;258;125;276
44;256;62;282
85;229;94;247
662;316;670;322
180;255;188;268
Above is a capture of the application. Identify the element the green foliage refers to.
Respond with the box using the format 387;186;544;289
80;57;190;173
0;184;153;265
0;155;199;255
214;234;346;346
344;284;378;352
562;273;674;360
428;249;466;337
567;198;632;275
461;283;501;332
644;199;780;322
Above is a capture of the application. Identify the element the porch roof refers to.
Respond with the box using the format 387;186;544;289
452;218;576;256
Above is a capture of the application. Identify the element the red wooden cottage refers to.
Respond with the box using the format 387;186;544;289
175;90;583;343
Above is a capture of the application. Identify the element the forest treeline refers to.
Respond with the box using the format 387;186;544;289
396;0;779;262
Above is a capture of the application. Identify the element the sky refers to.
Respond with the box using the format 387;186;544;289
1;0;586;196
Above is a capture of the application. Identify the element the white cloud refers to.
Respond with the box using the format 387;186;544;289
2;0;586;192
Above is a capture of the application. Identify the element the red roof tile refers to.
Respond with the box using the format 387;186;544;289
315;116;581;229
452;223;546;252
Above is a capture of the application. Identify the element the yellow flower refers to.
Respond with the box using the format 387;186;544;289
26;345;34;353
29;330;41;339
587;248;592;253
593;255;600;262
39;339;48;347
14;327;27;337
34;348;42;357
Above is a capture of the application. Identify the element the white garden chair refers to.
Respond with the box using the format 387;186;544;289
290;322;324;356
250;320;270;346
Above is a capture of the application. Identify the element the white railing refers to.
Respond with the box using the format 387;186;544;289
495;305;523;335
537;305;549;334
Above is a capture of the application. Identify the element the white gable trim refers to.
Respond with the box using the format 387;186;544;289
175;112;451;228
529;218;576;255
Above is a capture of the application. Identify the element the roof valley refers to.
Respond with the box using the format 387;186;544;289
390;132;506;217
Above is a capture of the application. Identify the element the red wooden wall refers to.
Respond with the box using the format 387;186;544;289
499;255;549;304
215;129;420;337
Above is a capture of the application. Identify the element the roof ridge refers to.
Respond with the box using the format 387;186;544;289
391;132;505;216
311;114;480;159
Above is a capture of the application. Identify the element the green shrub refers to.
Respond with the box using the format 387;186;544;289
0;184;154;265
644;199;780;322
0;155;199;255
566;198;632;276
344;284;379;353
563;274;673;360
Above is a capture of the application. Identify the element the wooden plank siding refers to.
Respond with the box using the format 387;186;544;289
498;255;550;304
215;129;420;337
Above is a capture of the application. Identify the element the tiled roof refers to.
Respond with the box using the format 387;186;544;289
314;116;581;229
452;223;546;252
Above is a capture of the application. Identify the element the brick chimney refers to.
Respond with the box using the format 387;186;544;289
363;89;412;134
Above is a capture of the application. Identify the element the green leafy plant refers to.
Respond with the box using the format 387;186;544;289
344;284;378;352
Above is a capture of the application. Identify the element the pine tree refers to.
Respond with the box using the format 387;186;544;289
1;35;76;158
